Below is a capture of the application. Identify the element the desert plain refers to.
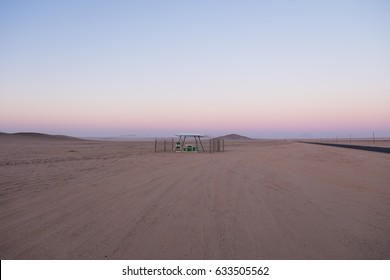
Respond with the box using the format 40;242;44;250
0;134;389;259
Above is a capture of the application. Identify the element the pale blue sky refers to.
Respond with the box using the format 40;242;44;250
1;0;389;138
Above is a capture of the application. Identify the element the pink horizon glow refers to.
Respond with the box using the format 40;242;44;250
2;112;388;138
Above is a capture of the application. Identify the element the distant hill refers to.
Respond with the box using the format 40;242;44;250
0;132;82;141
214;133;253;140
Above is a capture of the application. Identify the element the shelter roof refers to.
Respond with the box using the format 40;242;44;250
175;133;204;137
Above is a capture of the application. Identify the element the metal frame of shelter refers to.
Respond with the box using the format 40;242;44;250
175;133;205;152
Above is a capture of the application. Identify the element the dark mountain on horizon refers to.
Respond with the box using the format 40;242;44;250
0;132;82;141
214;133;253;140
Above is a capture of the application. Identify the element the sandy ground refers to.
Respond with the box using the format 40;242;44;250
0;136;389;259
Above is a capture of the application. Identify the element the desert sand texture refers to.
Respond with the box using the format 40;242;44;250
0;134;390;259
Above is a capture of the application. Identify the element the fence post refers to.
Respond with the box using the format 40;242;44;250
164;140;166;152
154;139;157;153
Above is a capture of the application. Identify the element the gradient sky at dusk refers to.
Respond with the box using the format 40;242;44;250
1;0;389;138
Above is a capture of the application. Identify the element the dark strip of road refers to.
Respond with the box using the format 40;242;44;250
298;142;390;154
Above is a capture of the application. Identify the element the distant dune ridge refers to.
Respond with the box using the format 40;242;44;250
214;133;253;140
0;132;253;141
0;132;81;141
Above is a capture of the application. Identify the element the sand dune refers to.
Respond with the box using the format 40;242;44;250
214;133;253;140
0;138;389;259
0;132;81;141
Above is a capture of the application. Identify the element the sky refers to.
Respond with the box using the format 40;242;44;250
1;0;389;138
